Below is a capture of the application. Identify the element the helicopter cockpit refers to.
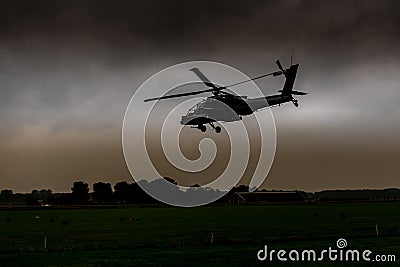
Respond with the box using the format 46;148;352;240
185;99;207;116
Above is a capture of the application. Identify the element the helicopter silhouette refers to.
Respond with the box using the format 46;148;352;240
144;59;306;133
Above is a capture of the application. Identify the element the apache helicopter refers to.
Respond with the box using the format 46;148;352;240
144;59;306;133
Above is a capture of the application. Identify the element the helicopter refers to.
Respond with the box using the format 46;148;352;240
144;59;306;133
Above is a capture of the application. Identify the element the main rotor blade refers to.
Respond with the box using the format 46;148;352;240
144;64;286;102
190;68;219;90
276;60;284;71
143;88;215;102
224;71;283;88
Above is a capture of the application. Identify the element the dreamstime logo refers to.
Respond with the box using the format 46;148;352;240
122;61;276;207
336;238;347;249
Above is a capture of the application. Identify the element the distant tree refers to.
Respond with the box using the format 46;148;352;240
0;189;13;198
0;189;14;203
71;181;89;204
234;185;249;192
128;182;157;204
25;195;38;206
54;193;73;205
40;189;52;195
164;177;177;185
31;189;53;202
40;189;53;203
31;190;40;198
114;181;130;202
47;195;56;204
93;182;113;203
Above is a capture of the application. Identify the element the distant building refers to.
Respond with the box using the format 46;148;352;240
227;191;307;204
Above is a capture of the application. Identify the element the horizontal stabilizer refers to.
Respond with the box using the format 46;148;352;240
291;90;307;95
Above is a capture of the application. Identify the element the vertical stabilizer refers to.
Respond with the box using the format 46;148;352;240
281;64;299;95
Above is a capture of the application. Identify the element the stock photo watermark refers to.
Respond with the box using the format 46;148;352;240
257;238;396;263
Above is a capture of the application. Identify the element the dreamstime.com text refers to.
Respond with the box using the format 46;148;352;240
257;238;396;262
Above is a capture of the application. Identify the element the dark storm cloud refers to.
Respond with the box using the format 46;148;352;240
2;0;399;51
0;0;399;191
1;0;399;73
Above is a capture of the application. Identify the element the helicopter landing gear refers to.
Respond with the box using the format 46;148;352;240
209;122;222;133
198;124;206;132
292;99;299;107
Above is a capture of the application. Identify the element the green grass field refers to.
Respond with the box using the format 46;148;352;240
1;202;399;266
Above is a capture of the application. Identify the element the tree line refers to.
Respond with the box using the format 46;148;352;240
0;179;250;206
2;182;400;206
0;180;158;205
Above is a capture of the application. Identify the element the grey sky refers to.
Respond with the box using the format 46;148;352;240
0;0;399;192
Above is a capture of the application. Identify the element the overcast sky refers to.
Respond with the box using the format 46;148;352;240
1;0;399;192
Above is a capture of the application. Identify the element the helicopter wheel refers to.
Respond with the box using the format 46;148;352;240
215;126;221;133
199;125;206;132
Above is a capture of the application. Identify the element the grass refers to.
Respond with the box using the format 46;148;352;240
0;202;399;266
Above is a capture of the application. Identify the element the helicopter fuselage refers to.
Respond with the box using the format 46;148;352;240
180;93;294;126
